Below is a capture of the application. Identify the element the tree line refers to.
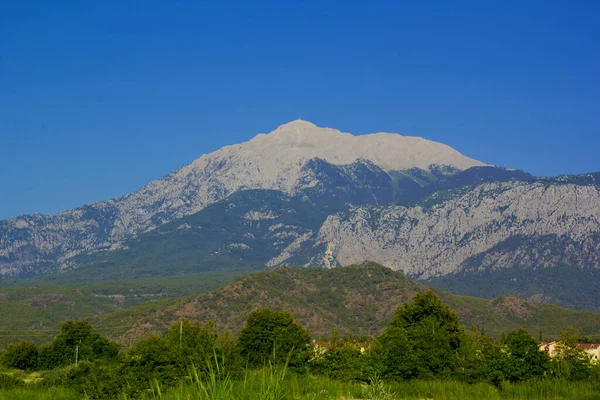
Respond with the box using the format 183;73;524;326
1;291;599;398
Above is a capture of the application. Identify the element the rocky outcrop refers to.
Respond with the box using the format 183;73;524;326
312;181;600;278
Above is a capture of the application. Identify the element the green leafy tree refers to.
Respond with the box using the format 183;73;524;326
122;334;180;390
37;321;120;370
1;340;38;370
551;327;592;381
371;326;417;379
122;320;224;392
502;328;549;382
164;319;218;368
460;328;508;387
217;329;244;378
237;309;311;368
373;291;467;380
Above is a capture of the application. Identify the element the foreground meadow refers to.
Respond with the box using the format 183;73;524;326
2;374;600;400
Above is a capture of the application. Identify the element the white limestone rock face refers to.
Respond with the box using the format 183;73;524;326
112;119;485;237
0;120;485;277
313;182;600;278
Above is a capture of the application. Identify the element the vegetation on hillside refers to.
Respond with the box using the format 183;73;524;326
0;269;255;347
2;291;600;399
428;263;600;312
5;262;600;351
85;262;600;344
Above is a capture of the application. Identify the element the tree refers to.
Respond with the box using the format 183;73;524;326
123;334;180;389
37;321;119;370
1;341;38;370
373;291;467;380
551;327;592;381
123;320;221;389
236;309;311;368
502;328;549;382
460;328;509;387
164;319;218;368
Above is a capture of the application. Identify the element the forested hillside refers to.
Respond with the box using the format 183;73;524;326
88;262;600;344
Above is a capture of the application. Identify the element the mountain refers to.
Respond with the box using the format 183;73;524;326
89;262;600;343
35;174;600;311
2;120;600;312
0;120;485;279
315;180;600;276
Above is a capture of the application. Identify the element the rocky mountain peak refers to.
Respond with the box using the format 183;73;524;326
273;119;318;131
0;120;489;279
242;121;485;172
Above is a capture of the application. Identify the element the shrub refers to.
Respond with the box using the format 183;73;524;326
0;373;25;390
121;334;181;391
164;319;218;373
121;320;224;390
43;360;123;398
550;327;594;381
1;340;38;370
309;341;368;381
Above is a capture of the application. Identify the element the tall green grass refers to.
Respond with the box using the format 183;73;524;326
148;377;600;400
0;386;80;400
3;372;600;399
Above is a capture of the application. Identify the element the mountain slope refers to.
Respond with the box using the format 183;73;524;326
59;190;325;281
428;265;600;312
316;180;600;277
89;262;600;343
0;120;485;278
40;176;600;311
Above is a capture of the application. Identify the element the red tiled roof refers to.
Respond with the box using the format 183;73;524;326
578;344;600;350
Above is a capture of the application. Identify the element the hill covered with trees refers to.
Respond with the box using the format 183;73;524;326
91;262;600;344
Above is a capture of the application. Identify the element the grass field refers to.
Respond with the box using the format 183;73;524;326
2;374;600;400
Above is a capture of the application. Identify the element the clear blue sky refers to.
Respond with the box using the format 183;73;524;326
1;0;599;219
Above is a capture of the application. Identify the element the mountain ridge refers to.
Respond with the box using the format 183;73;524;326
0;121;487;278
3;121;600;314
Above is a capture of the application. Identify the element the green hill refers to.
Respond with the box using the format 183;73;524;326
4;262;600;348
0;269;254;347
89;262;600;344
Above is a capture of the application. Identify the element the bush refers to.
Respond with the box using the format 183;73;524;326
43;360;123;398
0;373;25;390
121;334;181;391
309;341;368;381
459;329;509;385
550;327;594;381
164;319;218;373
1;341;38;370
